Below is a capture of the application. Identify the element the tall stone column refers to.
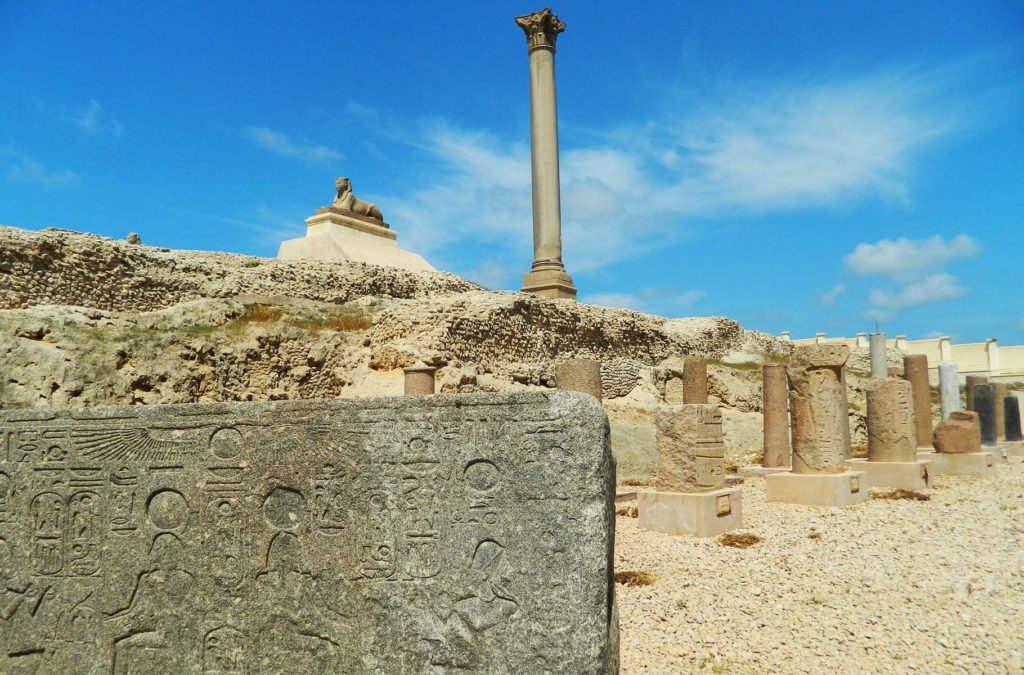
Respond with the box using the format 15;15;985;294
788;344;852;474
902;354;933;450
974;384;997;446
938;361;961;420
516;8;577;300
993;382;1008;441
869;333;888;378
762;365;791;468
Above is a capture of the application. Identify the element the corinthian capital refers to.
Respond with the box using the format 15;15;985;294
515;7;565;52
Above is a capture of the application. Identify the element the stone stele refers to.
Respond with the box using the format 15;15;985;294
788;343;852;473
654;404;725;492
0;392;617;673
932;410;982;454
866;378;918;462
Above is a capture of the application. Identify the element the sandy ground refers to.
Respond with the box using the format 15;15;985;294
615;458;1024;674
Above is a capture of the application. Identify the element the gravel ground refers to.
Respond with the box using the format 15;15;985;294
615;458;1024;674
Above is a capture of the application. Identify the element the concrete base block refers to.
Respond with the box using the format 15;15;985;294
765;471;868;506
1005;441;1024;457
981;446;1008;463
916;451;994;476
737;465;790;477
637;488;742;537
847;458;930;491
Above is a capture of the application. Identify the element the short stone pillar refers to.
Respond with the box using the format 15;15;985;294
1005;396;1024;456
515;8;576;299
738;364;790;477
924;410;993;476
965;375;988;411
682;358;708;404
938;361;961;420
849;378;930;490
992;383;1008;441
766;344;866;506
869;332;888;378
638;404;742;537
554;358;602;401
974;384;997;446
903;354;933;450
403;365;437;395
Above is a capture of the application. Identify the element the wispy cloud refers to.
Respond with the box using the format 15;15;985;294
380;61;968;278
73;99;123;137
243;126;340;163
844;234;980;281
865;273;966;321
584;288;705;315
5;151;77;186
819;283;847;307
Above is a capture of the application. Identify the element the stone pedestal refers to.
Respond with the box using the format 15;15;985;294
1004;441;1024;457
516;8;576;300
903;355;933;450
277;207;436;273
637;488;742;537
765;471;868;506
555;358;602;400
938;361;961;420
916;450;993;476
848;458;930;491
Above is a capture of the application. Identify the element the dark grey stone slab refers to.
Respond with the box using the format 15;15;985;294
0;392;617;673
1006;395;1023;442
974;384;997;446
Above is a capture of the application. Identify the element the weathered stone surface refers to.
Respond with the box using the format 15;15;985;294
0;392;617;673
654;404;724;492
681;359;708;404
993;383;1008;441
555;359;603;401
902;355;932;449
974;384;997;446
762;365;790;468
1005;396;1023;442
938;361;961;420
788;344;851;473
403;365;437;395
933;410;982;454
866;378;917;462
965;375;988;412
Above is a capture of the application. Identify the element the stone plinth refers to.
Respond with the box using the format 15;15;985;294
637;488;742;537
917;450;993;477
277;206;436;273
788;344;852;473
902;355;933;450
933;410;982;454
866;378;917;462
762;364;791;468
765;471;868;506
0;392;617;673
974;384;997;446
522;267;577;299
869;333;888;378
682;358;709;405
654;404;724;492
965;375;988;411
403;364;437;395
848;458;930;491
938;361;961;420
555;358;602;400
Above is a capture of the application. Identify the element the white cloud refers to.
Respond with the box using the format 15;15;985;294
74;100;122;137
819;283;847;307
844;234;980;281
7;157;77;185
864;273;966;321
244;126;340;163
584;288;705;315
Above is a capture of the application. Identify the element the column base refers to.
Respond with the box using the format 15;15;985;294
737;465;790;477
522;268;577;299
847;458;930;491
765;471;868;506
916;451;993;476
637;488;742;537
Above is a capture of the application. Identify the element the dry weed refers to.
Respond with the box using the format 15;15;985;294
614;570;655;587
718;532;762;548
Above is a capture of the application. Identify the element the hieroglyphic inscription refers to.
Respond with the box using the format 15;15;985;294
0;393;616;673
654;403;726;492
788;344;852;473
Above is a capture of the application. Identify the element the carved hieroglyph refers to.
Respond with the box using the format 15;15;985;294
866;378;917;462
788;344;852;474
0;392;617;673
654;404;725;492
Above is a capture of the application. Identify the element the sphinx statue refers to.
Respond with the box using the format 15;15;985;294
332;177;383;222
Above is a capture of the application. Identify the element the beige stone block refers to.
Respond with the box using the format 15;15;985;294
637;488;742;537
1005;440;1024;457
765;470;868;506
522;267;576;299
916;451;993;477
847;458;930;491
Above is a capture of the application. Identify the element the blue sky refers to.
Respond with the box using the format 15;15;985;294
1;1;1021;343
